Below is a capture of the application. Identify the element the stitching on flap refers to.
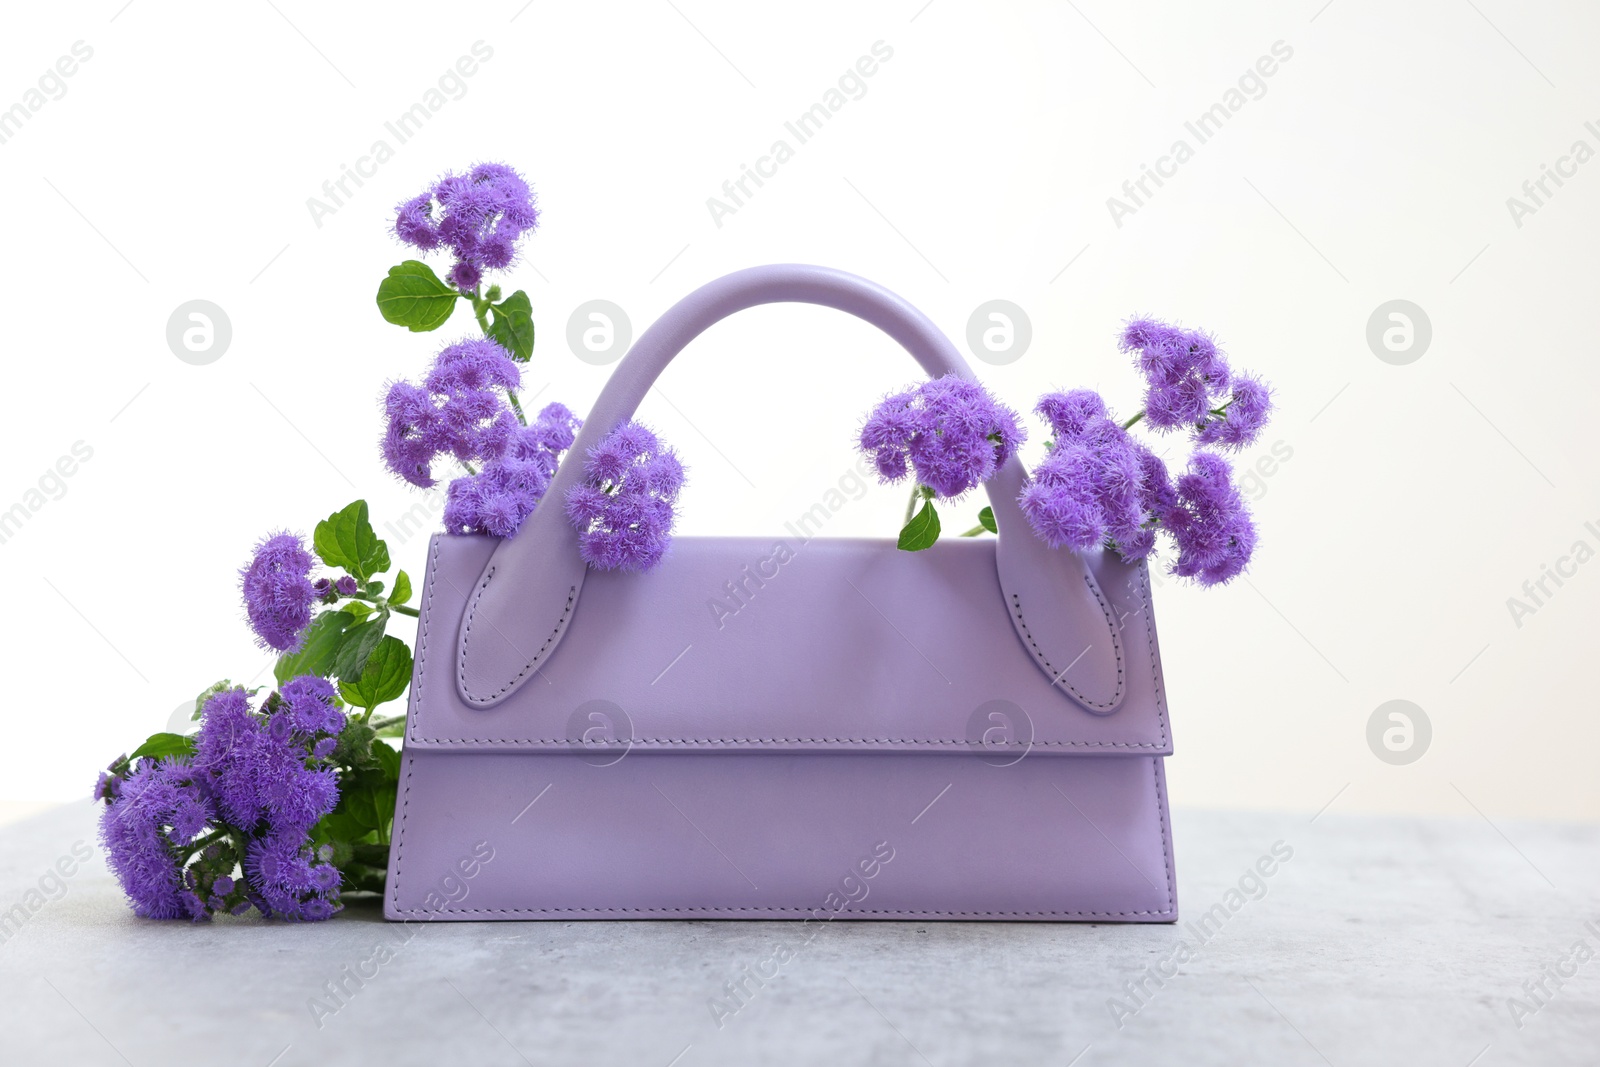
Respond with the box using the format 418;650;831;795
391;547;1178;917
457;560;575;705
1008;572;1125;710
412;543;1161;747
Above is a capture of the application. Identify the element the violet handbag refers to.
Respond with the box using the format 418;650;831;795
384;264;1176;922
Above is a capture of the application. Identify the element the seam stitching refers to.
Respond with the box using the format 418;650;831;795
457;565;575;705
1008;572;1125;710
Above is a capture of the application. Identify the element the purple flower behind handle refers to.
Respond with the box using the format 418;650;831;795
444;402;582;537
565;420;684;572
240;532;317;653
858;376;1024;498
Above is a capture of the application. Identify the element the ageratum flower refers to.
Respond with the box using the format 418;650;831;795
1195;373;1273;450
98;757;213;919
1119;318;1231;430
858;376;1024;498
1019;390;1146;555
565;421;685;572
393;162;540;294
444;402;582;537
240;532;317;652
381;338;522;488
1164;452;1258;586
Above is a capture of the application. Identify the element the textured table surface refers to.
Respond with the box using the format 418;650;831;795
1;802;1596;1066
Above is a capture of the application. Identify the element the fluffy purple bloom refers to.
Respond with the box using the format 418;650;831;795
1195;374;1273;449
192;685;343;840
382;338;523;488
858;376;1024;498
1019;392;1146;554
392;162;540;294
98;758;211;919
1163;452;1257;585
280;675;345;736
1120;319;1230;430
444;402;582;537
565;420;684;572
240;533;316;653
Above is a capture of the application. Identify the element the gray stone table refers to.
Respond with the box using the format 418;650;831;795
1;802;1596;1066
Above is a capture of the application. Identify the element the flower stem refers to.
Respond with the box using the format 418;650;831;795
903;484;922;525
391;604;420;618
958;524;987;537
505;389;528;425
1122;410;1146;430
369;714;405;732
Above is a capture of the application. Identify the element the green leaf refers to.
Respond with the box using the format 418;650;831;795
366;579;385;597
897;499;941;552
390;570;413;607
343;600;374;620
486;289;534;362
275;610;355;684
343;783;382;830
375;260;459;332
338;635;412;710
978;506;997;534
131;732;196;762
332;614;388;682
372;739;401;781
313;500;390;581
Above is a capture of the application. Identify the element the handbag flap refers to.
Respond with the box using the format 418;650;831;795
404;532;1171;756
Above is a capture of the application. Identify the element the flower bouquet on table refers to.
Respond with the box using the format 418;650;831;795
95;159;1271;922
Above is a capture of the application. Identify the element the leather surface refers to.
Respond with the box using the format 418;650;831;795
386;751;1176;922
456;264;1127;713
387;531;1178;922
409;534;1171;754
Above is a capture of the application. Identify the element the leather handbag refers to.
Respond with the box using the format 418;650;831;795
384;264;1176;922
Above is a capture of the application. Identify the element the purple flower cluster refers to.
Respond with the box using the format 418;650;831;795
444;402;582;537
394;162;540;293
382;338;523;488
858;376;1024;498
564;421;684;571
1120;319;1230;430
1019;335;1266;586
1120;318;1272;449
1162;453;1257;584
1019;391;1153;557
240;533;316;652
97;679;347;922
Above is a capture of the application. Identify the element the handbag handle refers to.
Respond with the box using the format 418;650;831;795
455;264;1127;714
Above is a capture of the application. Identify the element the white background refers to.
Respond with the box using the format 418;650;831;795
1;0;1595;820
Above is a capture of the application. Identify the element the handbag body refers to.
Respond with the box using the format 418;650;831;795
384;265;1177;922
